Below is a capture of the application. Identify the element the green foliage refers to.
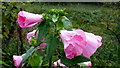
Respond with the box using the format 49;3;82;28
2;2;20;40
30;37;37;46
52;14;59;23
20;46;36;66
49;9;67;16
44;34;59;61
61;16;73;31
0;61;9;67
28;52;43;67
61;56;90;66
36;22;50;46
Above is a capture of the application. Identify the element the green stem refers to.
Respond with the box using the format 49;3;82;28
49;56;52;68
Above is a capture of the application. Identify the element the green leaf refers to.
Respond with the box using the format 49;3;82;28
61;57;73;66
20;46;36;66
0;60;9;66
28;52;43;66
61;16;73;31
52;14;59;23
44;34;59;61
30;37;37;46
36;22;50;46
61;56;90;66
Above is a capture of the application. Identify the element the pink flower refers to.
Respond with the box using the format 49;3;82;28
60;29;102;59
27;30;46;49
82;32;102;58
27;30;37;44
53;59;69;68
13;55;22;68
17;11;43;28
60;30;86;59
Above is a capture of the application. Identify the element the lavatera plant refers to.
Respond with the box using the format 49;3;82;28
13;9;102;68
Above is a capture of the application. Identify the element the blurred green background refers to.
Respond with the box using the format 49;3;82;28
2;2;120;67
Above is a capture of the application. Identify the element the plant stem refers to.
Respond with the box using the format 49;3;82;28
49;56;52;68
18;27;23;54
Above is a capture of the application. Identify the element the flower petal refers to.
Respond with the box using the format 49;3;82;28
82;32;102;58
